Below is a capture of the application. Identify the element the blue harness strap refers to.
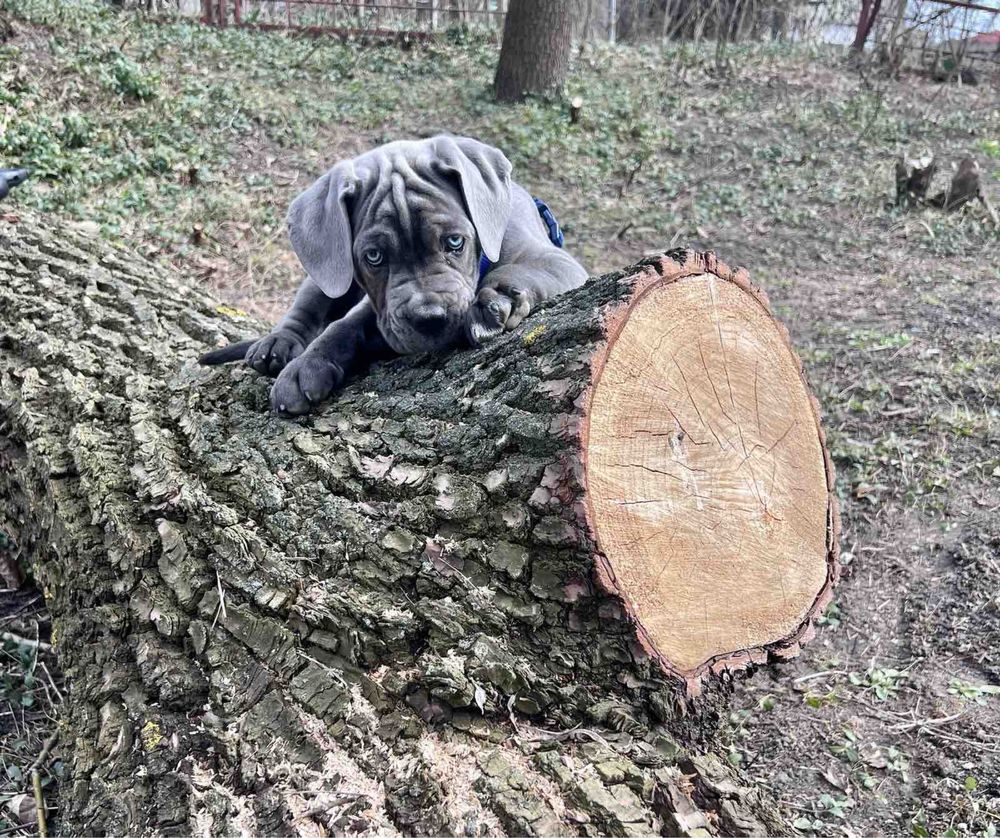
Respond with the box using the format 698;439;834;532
533;196;564;248
479;196;564;280
478;251;492;280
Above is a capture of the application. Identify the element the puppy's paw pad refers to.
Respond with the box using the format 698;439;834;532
270;356;344;415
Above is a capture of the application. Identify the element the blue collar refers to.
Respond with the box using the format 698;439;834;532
480;196;564;280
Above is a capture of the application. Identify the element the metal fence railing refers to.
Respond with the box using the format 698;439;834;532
192;0;506;36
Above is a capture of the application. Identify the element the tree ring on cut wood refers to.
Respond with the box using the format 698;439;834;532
583;255;838;692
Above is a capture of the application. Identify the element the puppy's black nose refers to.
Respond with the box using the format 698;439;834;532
409;302;449;334
411;309;448;334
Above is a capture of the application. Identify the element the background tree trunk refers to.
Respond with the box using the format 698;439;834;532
0;213;836;835
493;0;574;102
850;0;882;55
613;0;661;43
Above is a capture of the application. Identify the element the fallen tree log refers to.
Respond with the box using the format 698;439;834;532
0;213;838;836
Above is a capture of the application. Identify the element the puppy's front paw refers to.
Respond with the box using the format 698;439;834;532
245;330;306;377
465;286;530;347
270;355;344;415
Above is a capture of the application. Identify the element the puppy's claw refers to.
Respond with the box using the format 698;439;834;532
467;318;504;347
466;286;514;346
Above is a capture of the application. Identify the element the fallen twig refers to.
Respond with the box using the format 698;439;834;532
793;669;849;684
0;631;52;651
924;727;1000;755
28;729;60;774
31;768;47;838
521;722;612;748
889;710;965;733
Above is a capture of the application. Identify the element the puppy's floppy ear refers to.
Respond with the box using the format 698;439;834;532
287;161;359;298
432;136;512;263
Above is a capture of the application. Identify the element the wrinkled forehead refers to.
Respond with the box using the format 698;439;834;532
352;143;469;236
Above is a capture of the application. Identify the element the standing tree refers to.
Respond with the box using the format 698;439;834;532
494;0;574;102
850;0;883;56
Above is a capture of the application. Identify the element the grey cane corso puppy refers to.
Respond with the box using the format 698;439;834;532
200;135;588;414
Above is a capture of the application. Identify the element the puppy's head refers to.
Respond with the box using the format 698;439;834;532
287;136;512;354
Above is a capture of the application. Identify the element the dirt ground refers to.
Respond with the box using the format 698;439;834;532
728;243;1000;836
2;1;999;834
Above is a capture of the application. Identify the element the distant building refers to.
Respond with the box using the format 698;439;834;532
964;29;1000;55
940;28;1000;64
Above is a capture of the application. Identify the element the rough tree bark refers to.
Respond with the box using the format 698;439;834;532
0;213;837;836
494;0;574;102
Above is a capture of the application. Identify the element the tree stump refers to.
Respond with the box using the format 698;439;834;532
927;156;983;212
0;213;837;835
895;152;937;207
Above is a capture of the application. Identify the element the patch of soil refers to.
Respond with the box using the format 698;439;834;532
728;252;1000;835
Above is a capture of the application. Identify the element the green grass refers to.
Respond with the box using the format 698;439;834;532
3;0;996;315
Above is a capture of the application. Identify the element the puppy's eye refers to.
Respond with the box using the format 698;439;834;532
363;249;384;267
444;234;465;253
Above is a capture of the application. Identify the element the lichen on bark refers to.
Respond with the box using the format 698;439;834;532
0;214;785;835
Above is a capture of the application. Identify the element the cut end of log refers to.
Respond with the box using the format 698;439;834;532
582;253;839;692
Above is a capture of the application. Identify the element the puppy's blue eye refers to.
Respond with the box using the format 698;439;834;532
444;234;465;253
364;249;383;267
